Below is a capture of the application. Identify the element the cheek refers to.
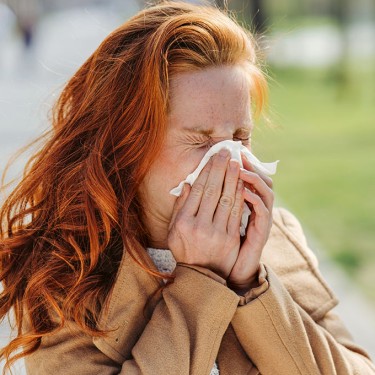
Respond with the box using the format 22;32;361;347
139;147;208;219
143;146;208;207
159;147;206;187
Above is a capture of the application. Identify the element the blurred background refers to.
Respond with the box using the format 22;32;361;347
0;0;374;372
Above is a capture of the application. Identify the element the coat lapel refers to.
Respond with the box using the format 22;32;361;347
261;209;338;322
93;248;164;363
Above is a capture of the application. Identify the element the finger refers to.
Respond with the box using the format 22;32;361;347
196;148;231;222
243;188;270;229
241;188;273;253
213;159;240;230
241;155;273;189
227;178;245;236
239;169;274;211
168;183;190;231
179;158;213;217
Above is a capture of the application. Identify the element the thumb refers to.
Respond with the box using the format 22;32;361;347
168;183;190;231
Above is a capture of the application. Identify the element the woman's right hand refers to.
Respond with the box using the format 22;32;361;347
167;148;244;279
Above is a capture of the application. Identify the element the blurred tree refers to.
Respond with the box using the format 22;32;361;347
331;0;351;96
225;0;267;35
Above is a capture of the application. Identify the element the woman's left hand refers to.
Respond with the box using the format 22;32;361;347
227;156;274;293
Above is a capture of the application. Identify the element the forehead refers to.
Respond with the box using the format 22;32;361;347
167;65;253;134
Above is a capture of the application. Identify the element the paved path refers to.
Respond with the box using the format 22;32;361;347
300;228;375;359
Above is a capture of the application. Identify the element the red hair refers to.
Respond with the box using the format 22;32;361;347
0;1;267;372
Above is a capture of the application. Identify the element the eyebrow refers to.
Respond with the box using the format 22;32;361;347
182;125;253;136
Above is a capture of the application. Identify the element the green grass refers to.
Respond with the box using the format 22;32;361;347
252;65;375;305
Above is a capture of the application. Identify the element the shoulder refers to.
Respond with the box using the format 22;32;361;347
271;206;319;267
261;206;339;321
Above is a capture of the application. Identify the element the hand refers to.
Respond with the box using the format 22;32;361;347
167;149;244;279
227;156;274;292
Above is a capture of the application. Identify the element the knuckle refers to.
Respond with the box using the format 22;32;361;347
219;194;233;207
204;184;217;198
231;205;241;217
191;182;205;196
226;174;238;185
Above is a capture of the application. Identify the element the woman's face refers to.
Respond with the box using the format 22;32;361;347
139;64;253;248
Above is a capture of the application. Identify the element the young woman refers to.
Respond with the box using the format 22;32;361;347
1;1;374;374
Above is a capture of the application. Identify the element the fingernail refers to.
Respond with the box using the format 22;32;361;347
219;148;230;158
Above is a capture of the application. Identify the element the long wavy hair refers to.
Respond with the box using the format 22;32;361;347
0;1;267;372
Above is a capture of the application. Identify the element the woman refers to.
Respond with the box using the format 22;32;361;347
1;1;374;374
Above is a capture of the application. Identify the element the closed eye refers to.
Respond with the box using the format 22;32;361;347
194;137;251;148
233;137;251;146
194;142;212;149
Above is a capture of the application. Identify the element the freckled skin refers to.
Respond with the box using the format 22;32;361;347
138;65;253;248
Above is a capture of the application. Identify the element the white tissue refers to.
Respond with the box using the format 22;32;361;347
169;140;279;236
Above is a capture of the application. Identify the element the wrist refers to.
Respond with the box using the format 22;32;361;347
228;277;259;295
230;263;269;305
227;265;261;295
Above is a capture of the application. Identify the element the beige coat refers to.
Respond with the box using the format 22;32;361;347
24;207;375;374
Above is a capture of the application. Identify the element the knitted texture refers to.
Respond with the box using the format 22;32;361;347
146;247;220;375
